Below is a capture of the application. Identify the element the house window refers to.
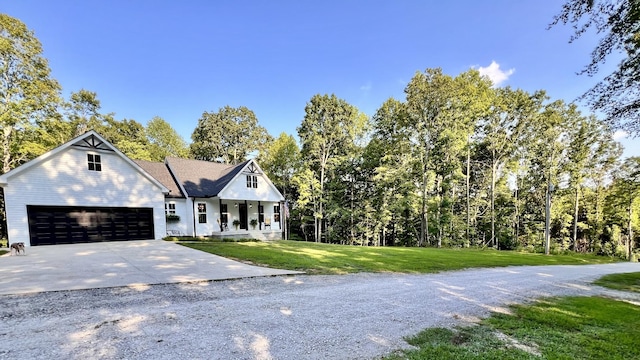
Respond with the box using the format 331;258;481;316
246;175;257;188
198;203;207;223
165;203;176;215
220;204;228;224
87;154;101;171
274;205;281;222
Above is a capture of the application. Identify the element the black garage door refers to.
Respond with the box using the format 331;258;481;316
27;206;154;246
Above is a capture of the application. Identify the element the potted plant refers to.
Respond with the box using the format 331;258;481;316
232;219;240;230
250;218;258;229
165;214;180;222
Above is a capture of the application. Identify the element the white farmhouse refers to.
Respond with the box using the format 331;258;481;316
0;131;284;246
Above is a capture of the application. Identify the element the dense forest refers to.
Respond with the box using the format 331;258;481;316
1;13;638;259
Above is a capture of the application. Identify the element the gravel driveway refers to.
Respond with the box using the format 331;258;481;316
2;262;640;360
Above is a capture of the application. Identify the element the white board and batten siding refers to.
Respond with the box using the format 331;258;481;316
219;172;282;202
3;147;166;246
164;198;190;235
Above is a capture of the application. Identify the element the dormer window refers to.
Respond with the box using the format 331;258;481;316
87;154;101;171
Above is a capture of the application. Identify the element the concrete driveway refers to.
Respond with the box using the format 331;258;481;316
0;240;301;295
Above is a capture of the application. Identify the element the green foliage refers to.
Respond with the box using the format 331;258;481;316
165;214;180;222
183;240;616;275
97;117;152;160
65;89;103;137
146;116;189;161
388;296;640;360
552;0;640;134
0;14;61;174
296;94;368;242
261;132;300;197
190;105;271;164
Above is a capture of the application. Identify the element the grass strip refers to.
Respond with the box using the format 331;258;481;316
386;296;640;360
181;240;616;275
593;272;640;293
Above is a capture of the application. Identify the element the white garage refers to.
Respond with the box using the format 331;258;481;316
0;131;168;246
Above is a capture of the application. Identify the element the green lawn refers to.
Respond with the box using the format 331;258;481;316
385;268;640;359
593;272;640;293
181;240;616;274
386;296;640;360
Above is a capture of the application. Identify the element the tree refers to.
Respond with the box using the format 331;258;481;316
262;132;299;194
0;14;61;174
297;94;368;242
98;117;152;160
368;98;416;246
146;116;189;161
190;106;272;164
404;69;484;247
404;69;456;247
261;133;300;240
66;89;103;137
609;157;640;260
552;0;640;134
479;88;543;248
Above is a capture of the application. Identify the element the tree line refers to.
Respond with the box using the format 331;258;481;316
1;13;638;258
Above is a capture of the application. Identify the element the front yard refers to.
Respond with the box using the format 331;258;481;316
180;239;618;274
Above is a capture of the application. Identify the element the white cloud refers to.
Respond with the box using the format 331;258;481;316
613;130;628;140
477;61;515;86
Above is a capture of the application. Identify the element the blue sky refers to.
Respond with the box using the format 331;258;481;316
4;1;637;157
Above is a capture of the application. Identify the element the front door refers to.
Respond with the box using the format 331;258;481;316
239;204;248;230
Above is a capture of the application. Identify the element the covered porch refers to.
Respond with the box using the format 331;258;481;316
193;197;283;240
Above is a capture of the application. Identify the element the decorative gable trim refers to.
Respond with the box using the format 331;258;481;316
71;134;114;151
246;162;260;174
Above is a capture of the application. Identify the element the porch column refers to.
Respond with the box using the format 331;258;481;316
258;201;262;230
218;198;223;232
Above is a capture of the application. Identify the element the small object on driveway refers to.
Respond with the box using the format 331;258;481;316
10;242;25;256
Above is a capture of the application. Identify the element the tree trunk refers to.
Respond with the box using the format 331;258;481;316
436;176;442;248
544;179;552;255
350;176;354;245
317;162;325;243
2;126;13;174
514;173;519;247
572;186;579;251
466;143;471;246
420;161;428;247
629;204;634;261
491;157;496;249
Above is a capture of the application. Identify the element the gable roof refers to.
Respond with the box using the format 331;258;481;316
165;157;250;197
134;159;185;198
0;131;170;194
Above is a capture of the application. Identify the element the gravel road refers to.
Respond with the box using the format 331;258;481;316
2;262;639;360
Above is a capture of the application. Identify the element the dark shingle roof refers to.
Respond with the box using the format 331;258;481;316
165;157;250;197
134;159;185;198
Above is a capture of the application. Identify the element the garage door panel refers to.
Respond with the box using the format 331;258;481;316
27;206;154;246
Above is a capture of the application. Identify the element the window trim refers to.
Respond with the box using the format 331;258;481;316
220;203;228;224
246;175;258;188
274;205;281;222
197;203;207;224
87;153;102;171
